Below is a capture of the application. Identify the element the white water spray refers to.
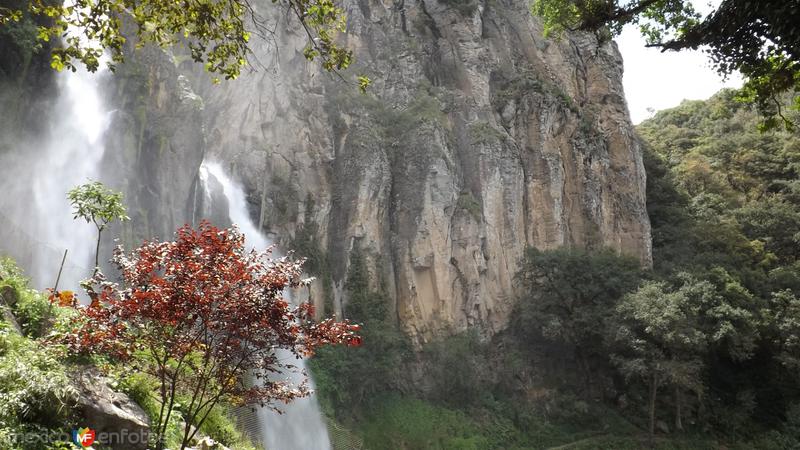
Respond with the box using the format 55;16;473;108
0;65;111;292
198;161;332;450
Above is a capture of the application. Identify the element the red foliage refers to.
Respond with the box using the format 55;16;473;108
59;221;360;407
47;289;78;307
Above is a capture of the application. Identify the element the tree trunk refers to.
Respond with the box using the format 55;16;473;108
95;230;102;270
675;386;683;432
575;348;592;400
649;373;659;442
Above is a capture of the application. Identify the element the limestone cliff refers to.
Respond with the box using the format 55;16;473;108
100;45;206;244
0;0;650;344
0;0;650;342
180;0;652;343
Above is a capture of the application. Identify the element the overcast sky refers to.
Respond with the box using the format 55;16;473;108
615;0;743;124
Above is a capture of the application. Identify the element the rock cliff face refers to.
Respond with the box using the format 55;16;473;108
0;0;652;344
178;0;651;343
101;44;207;244
0;0;650;343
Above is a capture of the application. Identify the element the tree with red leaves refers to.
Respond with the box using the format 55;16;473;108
60;221;360;450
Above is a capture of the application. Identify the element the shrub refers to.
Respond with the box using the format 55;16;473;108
456;191;482;220
116;371;183;449
0;257;51;338
0;322;77;449
196;405;257;450
423;329;491;407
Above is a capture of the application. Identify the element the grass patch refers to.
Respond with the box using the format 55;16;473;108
358;395;491;449
350;394;648;450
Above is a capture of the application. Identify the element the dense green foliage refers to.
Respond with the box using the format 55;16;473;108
0;323;77;450
0;259;78;449
531;0;800;130
311;246;410;415
640;89;800;286
0;0;368;88
574;91;800;441
514;248;643;397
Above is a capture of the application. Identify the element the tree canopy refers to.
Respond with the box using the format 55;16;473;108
0;0;369;89
531;0;800;130
513;247;643;396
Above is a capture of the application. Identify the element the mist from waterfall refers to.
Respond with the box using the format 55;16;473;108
0;66;111;292
198;161;333;450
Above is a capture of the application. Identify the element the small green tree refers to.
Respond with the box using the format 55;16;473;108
67;182;129;270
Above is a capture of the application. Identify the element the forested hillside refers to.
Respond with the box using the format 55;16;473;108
309;90;800;448
642;89;799;278
637;89;800;439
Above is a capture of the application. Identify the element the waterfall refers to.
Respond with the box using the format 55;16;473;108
0;65;111;292
198;161;333;450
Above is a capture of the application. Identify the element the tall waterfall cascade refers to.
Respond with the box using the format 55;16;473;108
0;66;111;292
198;161;333;450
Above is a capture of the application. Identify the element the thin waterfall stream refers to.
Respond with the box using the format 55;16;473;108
198;161;333;450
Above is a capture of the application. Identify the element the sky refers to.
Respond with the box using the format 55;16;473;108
615;0;742;124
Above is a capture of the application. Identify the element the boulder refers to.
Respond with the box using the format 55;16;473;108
0;305;22;334
0;285;22;333
0;284;18;307
72;367;151;450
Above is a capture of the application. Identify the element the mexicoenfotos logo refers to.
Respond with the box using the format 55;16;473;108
72;427;96;448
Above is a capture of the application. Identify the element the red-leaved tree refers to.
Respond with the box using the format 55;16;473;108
59;221;360;450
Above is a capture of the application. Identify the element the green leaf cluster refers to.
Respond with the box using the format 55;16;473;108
0;0;367;86
67;181;129;230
